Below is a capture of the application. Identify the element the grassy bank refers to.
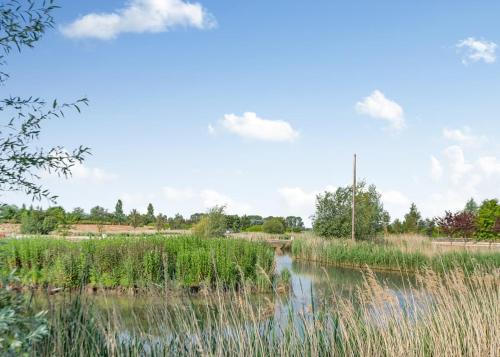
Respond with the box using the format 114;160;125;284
0;235;275;290
30;268;499;356
291;237;500;272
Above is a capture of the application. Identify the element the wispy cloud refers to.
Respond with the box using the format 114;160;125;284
61;0;216;40
456;37;497;64
443;127;486;146
355;90;405;130
216;112;299;142
430;155;443;181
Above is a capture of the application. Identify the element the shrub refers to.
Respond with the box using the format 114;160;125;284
437;211;476;238
475;199;500;241
192;206;226;238
20;210;58;235
245;225;263;232
313;182;389;239
262;218;285;234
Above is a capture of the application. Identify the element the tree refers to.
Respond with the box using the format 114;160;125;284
0;0;89;202
89;206;108;222
225;214;241;232
144;203;155;225
193;206;227;238
402;203;422;233
262;218;285;234
285;216;305;232
464;198;479;215
475;199;500;240
168;213;186;230
155;214;168;232
20;208;58;235
128;209;142;229
313;182;388;240
437;211;476;238
68;207;85;222
114;199;126;224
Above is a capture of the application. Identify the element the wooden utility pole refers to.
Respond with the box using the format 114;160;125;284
352;154;356;241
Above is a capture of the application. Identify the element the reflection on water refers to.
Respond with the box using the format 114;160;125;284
36;254;419;336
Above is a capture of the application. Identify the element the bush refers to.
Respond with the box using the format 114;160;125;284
262;218;285;234
20;210;58;235
475;199;500;241
313;182;389;239
192;206;226;238
245;225;263;232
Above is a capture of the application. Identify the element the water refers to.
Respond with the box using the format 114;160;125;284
36;254;418;336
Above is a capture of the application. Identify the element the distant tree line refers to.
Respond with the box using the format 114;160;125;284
0;199;305;235
312;182;499;241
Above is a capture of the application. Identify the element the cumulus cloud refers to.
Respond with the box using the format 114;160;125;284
355;90;405;130
200;189;251;214
162;186;195;201
443;127;486;146
381;190;411;219
443;145;473;183
42;162;117;183
61;0;216;40
430;155;443;181
456;37;497;64
217;112;299;142
278;186;335;226
477;156;500;177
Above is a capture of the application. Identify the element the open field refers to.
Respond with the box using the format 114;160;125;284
0;223;189;236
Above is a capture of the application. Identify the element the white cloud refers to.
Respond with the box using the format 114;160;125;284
162;186;195;201
443;145;473;183
200;189;251;214
477;156;500;177
70;163;118;182
207;124;216;135
278;186;336;226
381;190;410;207
61;0;216;40
443;127;485;146
355;90;405;130
456;37;497;64
380;190;411;219
430;155;443;181
219;112;299;142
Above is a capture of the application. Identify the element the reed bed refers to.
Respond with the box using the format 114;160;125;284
31;268;500;356
0;235;275;290
292;237;500;273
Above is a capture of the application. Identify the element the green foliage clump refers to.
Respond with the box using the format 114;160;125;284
20;209;59;235
192;206;227;238
245;225;263;232
475;199;500;241
0;235;275;290
291;238;500;273
313;182;389;240
262;218;285;234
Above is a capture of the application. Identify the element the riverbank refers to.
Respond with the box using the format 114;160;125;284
291;236;500;273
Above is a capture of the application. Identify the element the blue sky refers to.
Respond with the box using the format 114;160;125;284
4;0;500;225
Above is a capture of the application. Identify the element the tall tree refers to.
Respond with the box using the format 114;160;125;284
145;203;155;224
114;199;125;224
313;182;388;240
402;203;422;233
0;0;89;203
464;198;479;215
128;209;142;229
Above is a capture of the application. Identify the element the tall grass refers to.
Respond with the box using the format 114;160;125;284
292;237;500;272
0;235;275;290
31;268;500;356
